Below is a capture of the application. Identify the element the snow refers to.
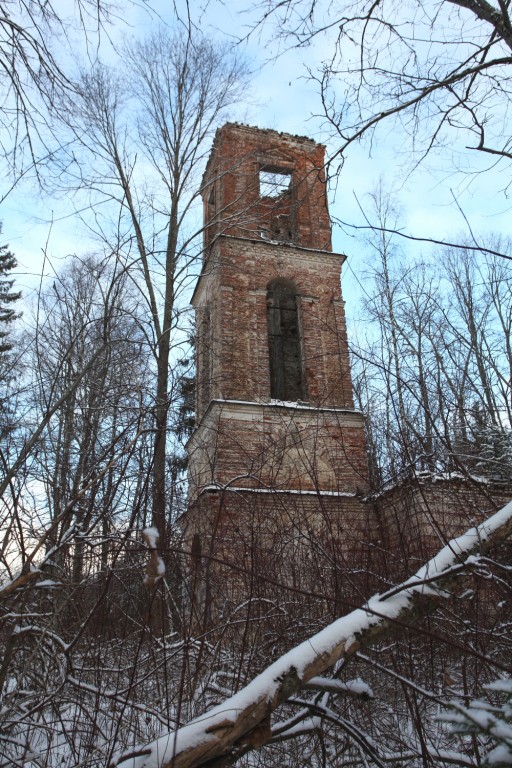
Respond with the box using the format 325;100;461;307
12;624;69;650
437;670;512;767
114;594;405;766
142;528;165;585
200;483;357;498
305;676;373;697
142;527;160;548
209;397;361;415
342;678;374;697
415;470;493;485
486;745;512;765
486;679;512;694
370;468;499;500
115;499;512;768
391;499;512;589
273;716;321;737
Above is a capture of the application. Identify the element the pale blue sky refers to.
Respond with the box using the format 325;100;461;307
1;0;510;308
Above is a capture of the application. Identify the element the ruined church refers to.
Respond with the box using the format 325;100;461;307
183;123;510;635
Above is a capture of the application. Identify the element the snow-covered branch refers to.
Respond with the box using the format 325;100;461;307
113;500;512;768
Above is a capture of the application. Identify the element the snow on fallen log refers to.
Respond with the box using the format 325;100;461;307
113;499;512;768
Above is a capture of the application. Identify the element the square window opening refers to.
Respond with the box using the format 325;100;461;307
259;168;292;198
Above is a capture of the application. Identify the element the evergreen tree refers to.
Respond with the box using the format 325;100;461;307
0;237;21;439
0;241;21;355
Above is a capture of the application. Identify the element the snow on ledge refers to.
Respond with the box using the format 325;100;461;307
208;398;362;415
198;484;357;498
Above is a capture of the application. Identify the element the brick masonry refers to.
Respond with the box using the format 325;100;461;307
183;124;512;636
187;401;368;497
183;123;372;630
192;237;355;417
183;488;379;640
201;123;332;251
372;474;512;581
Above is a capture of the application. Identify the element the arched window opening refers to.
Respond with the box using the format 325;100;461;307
203;186;216;252
198;307;211;416
267;279;305;401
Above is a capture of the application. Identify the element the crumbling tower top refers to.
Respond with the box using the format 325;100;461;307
201;123;332;254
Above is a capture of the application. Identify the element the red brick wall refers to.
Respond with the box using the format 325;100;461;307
373;476;512;580
185;125;371;634
183;488;381;640
187;401;369;499
193;125;355;417
193;237;355;415
201;123;332;252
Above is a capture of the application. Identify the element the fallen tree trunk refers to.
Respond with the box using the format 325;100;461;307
113;499;512;768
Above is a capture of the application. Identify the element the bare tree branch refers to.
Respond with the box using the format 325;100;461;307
113;500;512;768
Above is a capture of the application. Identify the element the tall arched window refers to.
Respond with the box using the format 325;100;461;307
267;279;306;401
197;307;211;417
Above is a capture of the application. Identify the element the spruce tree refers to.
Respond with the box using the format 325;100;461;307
0;241;21;354
0;238;21;439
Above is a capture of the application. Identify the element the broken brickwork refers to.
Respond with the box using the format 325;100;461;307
372;473;512;581
183;123;511;644
184;124;372;637
201;123;332;252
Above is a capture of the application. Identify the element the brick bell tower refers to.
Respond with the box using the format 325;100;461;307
185;124;372;632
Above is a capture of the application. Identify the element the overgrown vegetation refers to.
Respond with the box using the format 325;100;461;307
0;2;511;767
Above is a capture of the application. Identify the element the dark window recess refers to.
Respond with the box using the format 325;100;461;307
270;213;294;242
198;309;211;413
267;280;305;401
204;186;216;249
191;533;202;564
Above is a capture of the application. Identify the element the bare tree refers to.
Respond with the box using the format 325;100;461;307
57;27;248;559
0;254;151;595
351;188;512;485
0;254;163;767
1;244;510;768
0;1;141;185
0;22;250;765
0;230;22;441
252;0;512;188
110;498;512;768
29;256;152;578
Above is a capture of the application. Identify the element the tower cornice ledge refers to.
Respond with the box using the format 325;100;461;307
192;235;346;306
196;484;360;499
215;233;343;258
186;398;366;451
